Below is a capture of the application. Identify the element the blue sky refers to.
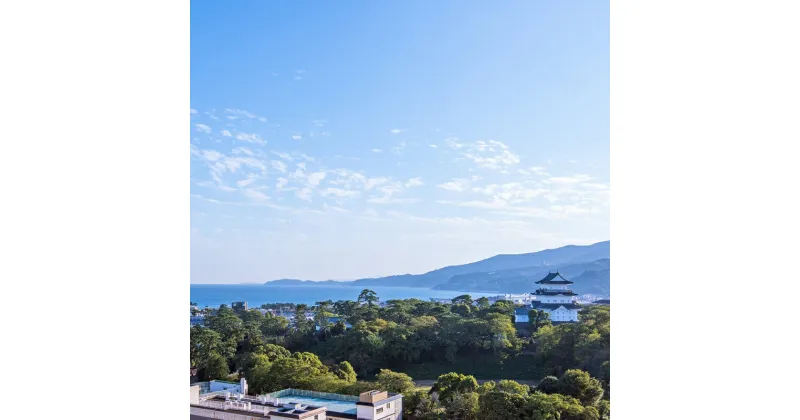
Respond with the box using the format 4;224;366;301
190;1;609;284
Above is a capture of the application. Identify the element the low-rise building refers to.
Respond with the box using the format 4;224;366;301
530;272;582;323
428;298;451;304
191;315;206;327
514;307;530;323
190;385;403;420
315;317;352;331
191;378;248;395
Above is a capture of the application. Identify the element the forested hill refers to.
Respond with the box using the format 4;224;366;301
264;241;610;294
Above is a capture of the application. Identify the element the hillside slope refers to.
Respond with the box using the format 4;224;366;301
265;241;611;293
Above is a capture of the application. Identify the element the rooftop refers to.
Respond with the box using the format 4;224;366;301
535;272;574;284
192;386;401;419
264;389;360;415
530;301;582;310
534;289;577;296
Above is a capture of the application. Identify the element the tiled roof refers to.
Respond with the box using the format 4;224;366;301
534;290;578;296
530;302;582;311
535;272;574;284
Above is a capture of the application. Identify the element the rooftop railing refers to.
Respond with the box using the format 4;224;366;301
261;388;360;403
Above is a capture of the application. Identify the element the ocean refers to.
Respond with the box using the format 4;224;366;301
190;284;494;308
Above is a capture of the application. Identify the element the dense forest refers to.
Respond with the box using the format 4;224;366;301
190;289;610;419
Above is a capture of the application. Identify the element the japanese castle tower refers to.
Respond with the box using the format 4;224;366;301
531;271;581;322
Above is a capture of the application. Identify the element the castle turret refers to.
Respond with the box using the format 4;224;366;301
530;271;581;322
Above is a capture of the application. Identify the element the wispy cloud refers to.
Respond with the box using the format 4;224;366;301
202;150;223;162
236;177;257;188
271;151;293;161
307;171;327;187
368;196;419;204
390;128;407;135
437;178;472;192
271;160;288;174
312;120;327;127
220;130;232;137
462;140;520;171
241;187;270;202
321;188;361;198
225;108;256;119
195;124;212;133
235;132;266;145
190;109;198;114
296;187;312;201
372;149;383;153
443;137;464;149
232;147;254;156
404;177;424;188
291;134;303;140
224;108;267;122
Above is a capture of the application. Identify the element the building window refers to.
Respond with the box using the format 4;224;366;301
387;402;391;409
377;407;384;414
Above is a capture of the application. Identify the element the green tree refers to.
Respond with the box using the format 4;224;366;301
263;351;332;391
597;400;610;420
476;381;496;395
340;380;381;396
444;392;479;420
405;390;444;420
476;297;490;309
556;369;605;407
451;294;474;307
523;392;594;420
205;351;230;380
496;380;529;396
261;313;290;337
375;369;416;394
190;325;222;369
529;309;552;333
261;343;291;361
477;390;527;420
358;289;379;307
430;372;478;402
240;309;265;324
314;301;334;338
245;354;273;394
333;300;359;322
207;306;245;343
536;376;559;394
451;303;472;317
331;361;357;383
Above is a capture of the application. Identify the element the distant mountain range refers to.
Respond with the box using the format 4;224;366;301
264;241;610;295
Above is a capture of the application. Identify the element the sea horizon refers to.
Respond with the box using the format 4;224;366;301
190;283;498;308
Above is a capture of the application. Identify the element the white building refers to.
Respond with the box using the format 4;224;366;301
190;386;403;420
530;272;582;323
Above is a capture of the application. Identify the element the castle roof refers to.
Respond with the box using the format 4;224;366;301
530;302;582;311
534;289;578;296
535;272;573;284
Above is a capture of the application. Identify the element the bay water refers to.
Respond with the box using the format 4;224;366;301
190;284;494;308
